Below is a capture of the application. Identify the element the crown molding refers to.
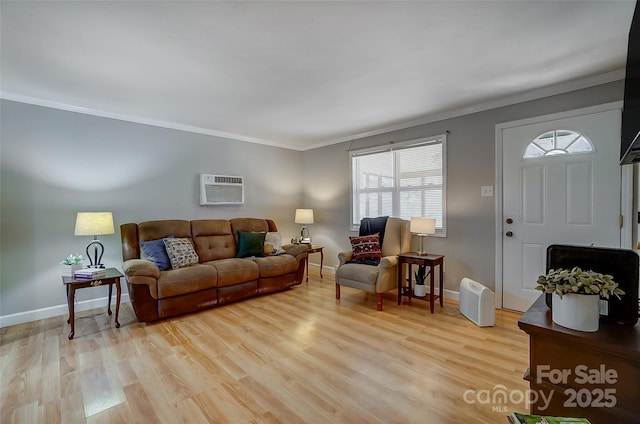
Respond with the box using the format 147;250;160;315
305;70;625;150
0;92;306;151
1;69;624;152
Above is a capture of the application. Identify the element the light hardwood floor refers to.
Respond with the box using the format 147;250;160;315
1;270;530;423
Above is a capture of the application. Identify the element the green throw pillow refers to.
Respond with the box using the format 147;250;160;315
236;231;266;258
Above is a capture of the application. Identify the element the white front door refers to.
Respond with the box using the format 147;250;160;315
501;108;622;312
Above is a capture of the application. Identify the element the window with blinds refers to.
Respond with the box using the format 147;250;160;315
350;135;446;235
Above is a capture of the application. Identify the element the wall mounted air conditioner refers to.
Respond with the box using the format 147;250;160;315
459;277;495;327
200;174;244;205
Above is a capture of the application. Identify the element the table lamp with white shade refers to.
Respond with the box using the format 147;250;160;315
74;212;115;268
410;217;436;256
294;208;314;244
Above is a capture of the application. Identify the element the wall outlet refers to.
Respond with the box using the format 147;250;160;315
481;186;494;197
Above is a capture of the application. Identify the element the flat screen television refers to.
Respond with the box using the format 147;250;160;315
544;244;638;326
621;1;640;164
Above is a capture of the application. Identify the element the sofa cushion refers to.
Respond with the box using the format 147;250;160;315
156;264;217;298
230;218;271;238
191;220;236;261
349;233;382;265
336;262;380;285
252;255;298;278
139;220;192;241
206;258;259;287
236;231;266;258
140;236;173;271
164;238;200;269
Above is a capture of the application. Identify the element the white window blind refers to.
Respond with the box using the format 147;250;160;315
350;135;447;235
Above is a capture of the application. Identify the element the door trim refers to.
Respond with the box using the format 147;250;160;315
494;101;630;310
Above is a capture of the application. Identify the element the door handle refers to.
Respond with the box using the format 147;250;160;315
505;231;514;237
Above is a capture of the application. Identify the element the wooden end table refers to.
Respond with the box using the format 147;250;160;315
397;252;445;313
304;245;324;282
62;267;123;340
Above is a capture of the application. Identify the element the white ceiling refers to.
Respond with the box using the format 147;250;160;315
0;1;635;151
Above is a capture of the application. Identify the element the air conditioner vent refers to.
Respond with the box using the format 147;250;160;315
214;175;243;184
200;174;244;205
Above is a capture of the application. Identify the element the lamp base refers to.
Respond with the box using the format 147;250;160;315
416;234;429;256
86;240;106;269
299;226;311;244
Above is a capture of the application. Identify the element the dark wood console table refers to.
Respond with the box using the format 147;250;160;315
518;296;640;422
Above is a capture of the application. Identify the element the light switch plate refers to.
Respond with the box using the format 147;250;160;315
481;186;494;197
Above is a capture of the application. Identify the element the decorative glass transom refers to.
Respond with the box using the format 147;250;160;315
523;130;593;159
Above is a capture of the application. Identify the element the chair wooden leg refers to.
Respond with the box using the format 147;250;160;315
336;283;340;299
377;293;383;311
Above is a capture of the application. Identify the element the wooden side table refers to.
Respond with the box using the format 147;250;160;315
62;267;123;340
397;252;445;313
305;245;324;282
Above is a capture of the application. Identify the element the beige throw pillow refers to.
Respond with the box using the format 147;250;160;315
264;232;285;256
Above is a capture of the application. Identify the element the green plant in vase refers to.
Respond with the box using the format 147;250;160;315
413;265;430;297
535;266;624;332
535;267;624;299
60;253;84;277
60;254;84;265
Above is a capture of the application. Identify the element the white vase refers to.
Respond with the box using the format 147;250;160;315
552;293;600;332
61;263;83;277
414;284;427;297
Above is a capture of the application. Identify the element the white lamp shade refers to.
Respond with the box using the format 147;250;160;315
410;217;436;235
294;209;314;224
74;212;115;236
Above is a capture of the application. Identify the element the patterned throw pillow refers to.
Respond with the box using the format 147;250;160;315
349;233;381;265
163;238;200;269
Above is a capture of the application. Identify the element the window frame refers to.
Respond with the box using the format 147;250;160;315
349;134;447;236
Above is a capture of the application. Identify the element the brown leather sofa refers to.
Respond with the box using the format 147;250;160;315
120;218;308;322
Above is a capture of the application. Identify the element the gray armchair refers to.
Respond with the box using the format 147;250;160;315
335;217;411;310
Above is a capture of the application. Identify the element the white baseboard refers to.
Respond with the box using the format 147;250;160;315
443;289;459;302
0;294;130;328
425;286;459;302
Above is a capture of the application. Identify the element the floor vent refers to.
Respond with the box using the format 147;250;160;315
459;278;495;327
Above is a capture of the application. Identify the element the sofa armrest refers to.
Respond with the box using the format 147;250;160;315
282;243;309;258
123;259;161;279
375;255;402;294
378;255;398;269
281;243;308;283
338;250;353;266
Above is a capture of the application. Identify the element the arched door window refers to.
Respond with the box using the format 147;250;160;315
523;130;593;159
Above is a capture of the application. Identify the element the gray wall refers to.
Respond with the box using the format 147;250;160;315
302;81;624;293
0;100;303;319
0;80;624;323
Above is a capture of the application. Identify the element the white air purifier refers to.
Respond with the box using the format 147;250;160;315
459;278;495;327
